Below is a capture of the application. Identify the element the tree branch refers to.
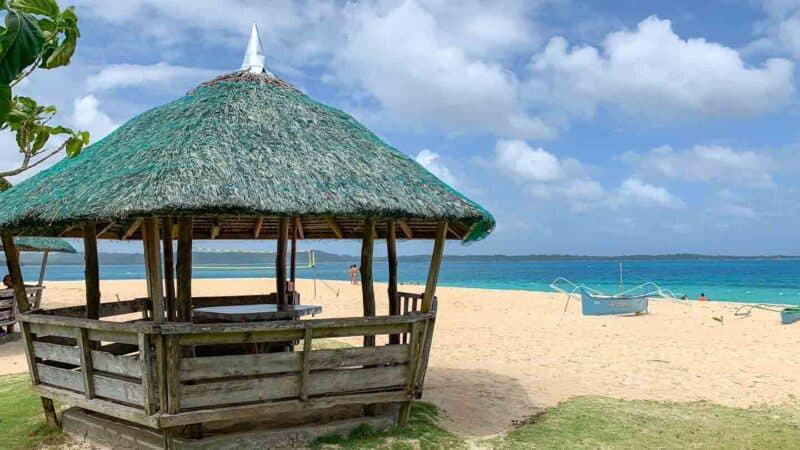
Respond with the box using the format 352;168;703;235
0;140;67;178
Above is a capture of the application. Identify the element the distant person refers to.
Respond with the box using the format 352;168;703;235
680;294;687;300
698;293;708;302
348;264;359;285
2;274;12;289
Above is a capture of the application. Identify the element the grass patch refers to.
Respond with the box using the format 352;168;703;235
489;396;800;449
0;374;65;450
313;402;465;449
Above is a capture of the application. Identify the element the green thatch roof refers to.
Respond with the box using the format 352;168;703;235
0;237;75;253
0;71;494;242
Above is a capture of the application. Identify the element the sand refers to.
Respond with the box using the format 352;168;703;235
1;278;798;438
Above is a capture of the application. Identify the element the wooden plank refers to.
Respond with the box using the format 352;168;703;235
179;345;409;380
142;218;165;323
179;365;405;410
33;341;79;365
40;299;149;319
139;334;158;415
36;251;49;293
35;384;159;428
96;221;115;237
83;221;101;320
166;336;181;413
176;217;193;322
92;350;142;378
162;313;423;334
276;218;289;306
360;219;376;347
290;220;298;283
29;322;74;339
253;216;264;238
162;217;176;322
21;322;40;384
38;363;83;392
416;302;437;395
397;220;413;239
399;321;421;425
2;231;30;312
77;328;95;399
421;221;447;313
190;294;275;309
295;218;304;239
326;218;343;239
387;220;400;345
94;373;144;406
300;328;312;401
156;335;168;416
87;329;138;345
122;218;143;240
175;322;411;346
159;391;409;428
23;313;155;333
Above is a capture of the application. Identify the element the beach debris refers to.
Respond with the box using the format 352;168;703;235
713;315;724;325
511;408;547;427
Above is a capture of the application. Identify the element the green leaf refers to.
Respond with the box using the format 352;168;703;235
8;0;60;19
65;135;83;157
0;11;45;84
43;27;75;68
30;127;48;152
46;124;71;135
15;126;29;149
0;84;10;123
79;130;89;144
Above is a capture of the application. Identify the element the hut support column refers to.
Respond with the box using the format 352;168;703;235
1;232;58;427
421;222;447;313
360;219;376;345
35;250;49;305
290;220;297;285
142;218;165;322
176;217;193;322
162;217;176;321
83;221;100;320
387;220;400;344
276;218;289;306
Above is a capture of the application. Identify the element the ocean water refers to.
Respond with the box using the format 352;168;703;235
18;259;800;305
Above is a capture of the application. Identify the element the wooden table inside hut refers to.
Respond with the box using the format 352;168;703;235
193;303;322;323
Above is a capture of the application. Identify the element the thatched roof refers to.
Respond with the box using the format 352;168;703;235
0;237;75;253
0;71;494;242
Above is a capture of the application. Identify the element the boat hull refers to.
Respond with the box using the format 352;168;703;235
580;292;649;316
781;307;800;325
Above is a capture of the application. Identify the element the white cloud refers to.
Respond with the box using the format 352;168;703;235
87;62;218;92
616;178;685;209
494;139;563;182
529;16;795;119
73;96;118;142
334;1;554;139
415;149;458;187
621;145;777;188
748;1;800;59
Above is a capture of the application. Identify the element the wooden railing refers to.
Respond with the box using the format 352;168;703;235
1;286;45;332
16;296;437;430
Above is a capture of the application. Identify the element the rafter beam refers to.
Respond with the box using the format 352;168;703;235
210;220;222;240
326;218;343;239
123;218;143;240
295;218;304;239
253;216;264;238
397;220;413;239
96;222;115;238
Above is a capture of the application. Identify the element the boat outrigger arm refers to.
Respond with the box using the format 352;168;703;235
550;278;682;316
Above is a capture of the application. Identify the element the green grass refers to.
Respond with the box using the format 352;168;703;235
489;396;800;449
0;374;65;450
313;402;465;449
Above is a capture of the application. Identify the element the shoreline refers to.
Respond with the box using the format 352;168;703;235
1;277;798;437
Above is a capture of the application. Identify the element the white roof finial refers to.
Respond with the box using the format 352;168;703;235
241;22;273;76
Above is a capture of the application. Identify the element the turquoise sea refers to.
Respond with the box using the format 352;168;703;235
19;259;800;305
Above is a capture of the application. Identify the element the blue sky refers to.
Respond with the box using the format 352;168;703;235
3;0;800;256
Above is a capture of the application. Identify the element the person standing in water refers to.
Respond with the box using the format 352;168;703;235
698;293;708;302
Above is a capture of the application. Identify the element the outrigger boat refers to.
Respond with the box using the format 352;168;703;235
735;303;800;325
551;278;681;316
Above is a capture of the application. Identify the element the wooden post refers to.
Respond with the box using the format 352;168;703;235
2;231;58;427
37;250;49;286
142;218;165;322
421;222;447;313
387;220;400;344
360;219;376;347
290;219;297;284
77;328;95;399
83;221;101;320
276;218;289;306
176;217;193;322
139;334;158;415
162;217;176;321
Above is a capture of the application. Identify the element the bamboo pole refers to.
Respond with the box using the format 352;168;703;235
1;231;58;427
290;220;297;284
176;217;193;322
421;222;447;313
83;221;101;320
360;219;376;347
387;220;400;344
276;218;289;306
162;217;176;321
142;218;165;322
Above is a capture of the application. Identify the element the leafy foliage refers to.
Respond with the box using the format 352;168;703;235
0;0;87;182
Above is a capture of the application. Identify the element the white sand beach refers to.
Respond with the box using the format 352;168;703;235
1;278;798;438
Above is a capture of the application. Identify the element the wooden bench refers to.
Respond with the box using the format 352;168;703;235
0;286;44;334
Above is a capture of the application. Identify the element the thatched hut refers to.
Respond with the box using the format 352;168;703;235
1;237;75;335
0;24;493;448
